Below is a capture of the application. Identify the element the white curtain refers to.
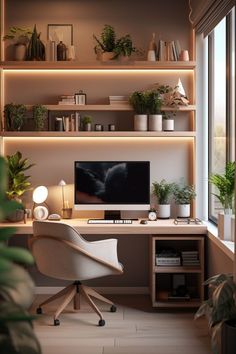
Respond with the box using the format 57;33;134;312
189;0;235;36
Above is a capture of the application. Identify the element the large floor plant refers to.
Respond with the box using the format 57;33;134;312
0;156;41;354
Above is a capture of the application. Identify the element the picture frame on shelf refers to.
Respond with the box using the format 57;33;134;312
47;24;73;46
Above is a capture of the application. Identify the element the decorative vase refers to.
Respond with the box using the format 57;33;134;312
57;41;67;61
101;52;115;61
158;204;171;219
163;119;174;131
218;212;232;240
176;204;190;218
134;114;148;131
15;44;26;61
147;50;156;61
149;114;162;131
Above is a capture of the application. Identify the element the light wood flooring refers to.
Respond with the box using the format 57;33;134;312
31;294;212;354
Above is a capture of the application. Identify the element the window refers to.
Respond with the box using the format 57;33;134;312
208;7;235;222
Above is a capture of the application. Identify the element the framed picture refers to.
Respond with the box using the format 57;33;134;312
48;24;73;47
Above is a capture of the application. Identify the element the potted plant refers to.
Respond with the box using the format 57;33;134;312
93;24;116;61
114;34;136;60
173;182;196;218
129;91;148;131
209;161;235;240
32;104;48;131
146;90;163;131
4;103;27;131
26;25;45;61
0;156;41;354
152;179;175;218
3;26;32;60
195;273;236;354
82;115;92;131
5;151;35;222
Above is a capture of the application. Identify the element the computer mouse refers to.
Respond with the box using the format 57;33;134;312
140;219;148;224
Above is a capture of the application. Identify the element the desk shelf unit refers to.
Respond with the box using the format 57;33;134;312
150;235;205;308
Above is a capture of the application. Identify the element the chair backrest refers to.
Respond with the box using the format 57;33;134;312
31;221;121;281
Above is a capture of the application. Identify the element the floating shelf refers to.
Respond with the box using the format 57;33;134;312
154;266;202;273
0;60;196;70
24;104;196;112
0;131;196;138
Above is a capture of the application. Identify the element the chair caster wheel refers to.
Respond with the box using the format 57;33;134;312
54;319;60;326
110;305;117;312
98;319;105;326
36;307;43;314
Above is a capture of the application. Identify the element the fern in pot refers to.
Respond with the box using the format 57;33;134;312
209;161;235;240
93;24;116;61
152;179;175;218
129;91;148;131
195;273;236;354
173;182;196;218
146;90;163;131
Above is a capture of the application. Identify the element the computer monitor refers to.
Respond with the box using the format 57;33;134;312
74;161;150;219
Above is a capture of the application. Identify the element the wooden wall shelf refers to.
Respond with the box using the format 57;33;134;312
0;61;196;70
0;131;196;138
25;104;196;112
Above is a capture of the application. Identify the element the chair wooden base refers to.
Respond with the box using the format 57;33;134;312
36;281;116;326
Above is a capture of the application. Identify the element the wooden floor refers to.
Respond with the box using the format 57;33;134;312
31;294;212;354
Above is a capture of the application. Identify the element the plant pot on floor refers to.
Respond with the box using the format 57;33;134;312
158;204;171;219
218;212;233;241
163;119;174;131
149;114;162;131
221;320;236;354
176;204;190;218
134;114;148;131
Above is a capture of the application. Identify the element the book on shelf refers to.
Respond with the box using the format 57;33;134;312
157;39;181;61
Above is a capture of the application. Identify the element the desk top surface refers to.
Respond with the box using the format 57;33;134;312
0;219;207;235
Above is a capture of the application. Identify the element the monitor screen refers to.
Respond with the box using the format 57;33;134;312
74;161;150;211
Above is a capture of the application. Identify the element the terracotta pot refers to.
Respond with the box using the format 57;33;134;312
15;44;26;61
101;52;115;61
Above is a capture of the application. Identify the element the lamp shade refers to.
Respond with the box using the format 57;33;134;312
58;180;66;186
33;186;48;204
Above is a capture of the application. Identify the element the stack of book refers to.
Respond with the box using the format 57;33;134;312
157;40;181;61
181;251;200;266
109;95;129;105
156;250;181;266
58;95;75;105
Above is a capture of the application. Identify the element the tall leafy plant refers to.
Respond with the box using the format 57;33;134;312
0;156;41;353
173;183;196;204
129;91;148;114
209;161;235;212
152;179;175;204
6;151;35;201
146;90;163;114
93;24;116;53
195;273;236;354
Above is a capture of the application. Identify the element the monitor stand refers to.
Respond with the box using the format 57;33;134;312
104;210;121;220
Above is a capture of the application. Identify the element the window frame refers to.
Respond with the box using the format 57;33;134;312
208;10;235;224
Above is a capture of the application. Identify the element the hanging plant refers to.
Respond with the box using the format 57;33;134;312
26;25;45;61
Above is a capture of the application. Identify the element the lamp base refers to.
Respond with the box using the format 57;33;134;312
62;208;72;219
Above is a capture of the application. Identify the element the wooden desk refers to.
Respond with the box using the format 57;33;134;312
0;218;207;235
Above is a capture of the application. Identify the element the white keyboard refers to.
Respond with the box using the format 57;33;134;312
87;219;133;224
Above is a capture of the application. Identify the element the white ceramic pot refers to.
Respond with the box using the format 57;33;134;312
158;204;171;219
176;204;190;218
147;50;156;61
218;212;232;241
163;119;174;131
15;44;26;61
134;114;148;131
149;114;162;131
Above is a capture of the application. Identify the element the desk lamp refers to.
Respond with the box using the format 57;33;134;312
32;186;49;220
58;180;72;219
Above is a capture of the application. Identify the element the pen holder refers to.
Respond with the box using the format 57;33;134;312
62;208;72;219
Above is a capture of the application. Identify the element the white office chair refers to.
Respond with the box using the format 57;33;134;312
30;220;123;326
